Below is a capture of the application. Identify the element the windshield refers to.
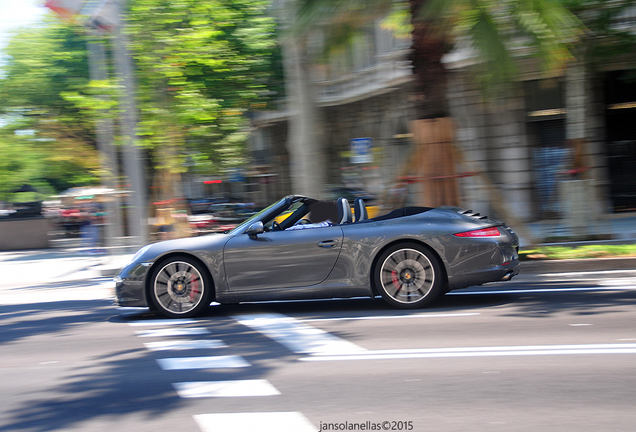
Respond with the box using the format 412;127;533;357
227;198;286;235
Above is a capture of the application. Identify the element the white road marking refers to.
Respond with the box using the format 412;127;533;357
128;319;198;326
157;356;250;370
173;380;280;398
144;340;227;351
537;270;636;277
135;327;210;337
301;312;480;323
599;279;636;287
299;343;636;362
233;313;366;355
194;412;316;432
448;286;636;296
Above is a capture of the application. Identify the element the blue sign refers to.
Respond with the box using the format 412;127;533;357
228;167;246;183
350;138;373;164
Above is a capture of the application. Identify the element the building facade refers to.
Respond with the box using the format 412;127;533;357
246;7;636;241
247;20;416;207
445;55;636;237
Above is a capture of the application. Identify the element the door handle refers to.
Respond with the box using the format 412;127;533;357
318;240;337;248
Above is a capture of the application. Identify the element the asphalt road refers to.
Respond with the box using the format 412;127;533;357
1;269;635;432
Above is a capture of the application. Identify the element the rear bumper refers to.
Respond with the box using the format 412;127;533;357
448;258;520;290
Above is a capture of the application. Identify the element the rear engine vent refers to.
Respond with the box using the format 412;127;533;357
460;209;489;220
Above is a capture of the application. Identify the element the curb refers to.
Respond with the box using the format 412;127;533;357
520;257;636;274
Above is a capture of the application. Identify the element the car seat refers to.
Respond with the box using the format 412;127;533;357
336;197;352;224
354;198;368;222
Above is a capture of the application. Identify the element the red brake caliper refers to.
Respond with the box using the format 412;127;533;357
391;270;401;291
189;274;199;301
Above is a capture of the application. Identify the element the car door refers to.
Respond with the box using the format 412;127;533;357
223;225;344;291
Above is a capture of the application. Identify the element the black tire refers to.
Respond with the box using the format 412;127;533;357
149;255;213;318
374;242;443;309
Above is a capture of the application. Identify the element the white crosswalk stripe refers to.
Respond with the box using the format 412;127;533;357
135;327;211;337
173;380;280;398
194;412;316;432
156;355;250;370
144;339;227;351
131;315;320;432
233;312;366;355
128;319;198;326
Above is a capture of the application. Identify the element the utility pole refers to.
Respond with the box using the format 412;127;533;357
46;0;148;247
86;30;124;250
112;0;148;247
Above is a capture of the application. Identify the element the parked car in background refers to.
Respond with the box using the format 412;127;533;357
188;202;258;235
329;187;381;218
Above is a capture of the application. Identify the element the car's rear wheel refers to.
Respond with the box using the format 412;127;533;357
149;255;213;318
374;243;443;308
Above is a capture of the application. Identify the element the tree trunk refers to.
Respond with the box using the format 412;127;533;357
86;34;124;251
407;1;537;243
282;36;326;198
113;2;148;247
409;0;451;119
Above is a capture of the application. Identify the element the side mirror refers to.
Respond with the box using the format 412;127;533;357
246;221;264;239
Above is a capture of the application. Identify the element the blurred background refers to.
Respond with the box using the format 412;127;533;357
1;0;635;252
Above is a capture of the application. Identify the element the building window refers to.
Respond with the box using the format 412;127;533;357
605;70;636;212
525;79;567;219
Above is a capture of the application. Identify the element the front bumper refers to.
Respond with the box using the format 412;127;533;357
114;262;151;307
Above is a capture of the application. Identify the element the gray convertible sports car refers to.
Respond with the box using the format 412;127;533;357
115;195;520;318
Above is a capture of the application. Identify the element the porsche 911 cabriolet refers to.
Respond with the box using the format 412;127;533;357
115;195;520;318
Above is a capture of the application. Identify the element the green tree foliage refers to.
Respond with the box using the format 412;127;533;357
422;0;583;92
0;131;45;201
0;127;100;201
564;0;636;64
0;18;96;145
0;1;283;200
125;0;281;175
294;0;583;98
0;18;102;200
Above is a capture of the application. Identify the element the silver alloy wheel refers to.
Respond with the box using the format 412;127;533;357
379;248;434;304
153;260;205;315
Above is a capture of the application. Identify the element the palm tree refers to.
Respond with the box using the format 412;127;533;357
279;0;583;203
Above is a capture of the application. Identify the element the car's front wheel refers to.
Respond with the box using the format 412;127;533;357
149;255;213;318
374;243;443;309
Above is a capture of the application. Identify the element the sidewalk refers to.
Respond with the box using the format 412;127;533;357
526;213;636;245
0;244;134;290
521;256;636;274
0;243;135;305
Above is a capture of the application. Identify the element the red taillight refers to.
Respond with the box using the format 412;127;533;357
454;227;501;237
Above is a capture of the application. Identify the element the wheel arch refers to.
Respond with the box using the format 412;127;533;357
369;239;449;297
144;251;216;306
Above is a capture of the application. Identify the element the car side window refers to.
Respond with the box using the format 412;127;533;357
264;202;305;231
